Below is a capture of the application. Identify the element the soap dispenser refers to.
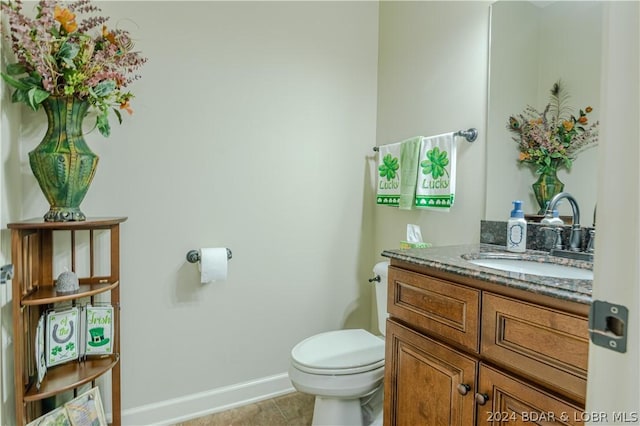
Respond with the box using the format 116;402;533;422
506;200;527;252
541;209;564;225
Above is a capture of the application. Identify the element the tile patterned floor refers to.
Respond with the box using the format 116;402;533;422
174;392;315;426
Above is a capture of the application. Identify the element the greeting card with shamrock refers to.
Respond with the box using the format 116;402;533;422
46;307;79;367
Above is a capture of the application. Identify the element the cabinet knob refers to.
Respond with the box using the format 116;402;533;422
457;383;471;395
475;393;490;405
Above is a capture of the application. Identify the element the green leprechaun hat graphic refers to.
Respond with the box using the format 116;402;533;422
88;327;110;347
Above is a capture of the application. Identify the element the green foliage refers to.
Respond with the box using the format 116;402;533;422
1;71;50;111
57;40;80;68
96;111;111;137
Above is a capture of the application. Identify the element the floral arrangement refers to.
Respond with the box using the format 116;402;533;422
507;80;599;175
0;0;147;137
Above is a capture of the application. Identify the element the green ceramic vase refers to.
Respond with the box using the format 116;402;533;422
29;96;99;222
532;166;564;214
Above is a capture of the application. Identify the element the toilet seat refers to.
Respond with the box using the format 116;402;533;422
291;329;385;375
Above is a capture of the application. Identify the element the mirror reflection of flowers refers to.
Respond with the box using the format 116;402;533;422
0;0;147;137
506;80;599;175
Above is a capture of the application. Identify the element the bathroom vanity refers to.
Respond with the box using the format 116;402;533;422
381;244;591;425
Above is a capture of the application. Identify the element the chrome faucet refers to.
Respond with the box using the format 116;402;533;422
546;192;582;251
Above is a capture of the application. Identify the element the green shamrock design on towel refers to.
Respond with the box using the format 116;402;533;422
379;154;399;181
421;147;450;179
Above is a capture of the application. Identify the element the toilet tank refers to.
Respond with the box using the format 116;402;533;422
373;261;390;336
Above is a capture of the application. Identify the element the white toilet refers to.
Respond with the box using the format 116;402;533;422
288;261;389;426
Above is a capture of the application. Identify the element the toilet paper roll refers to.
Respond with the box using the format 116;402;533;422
198;248;228;283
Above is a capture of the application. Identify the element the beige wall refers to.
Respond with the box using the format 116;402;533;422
486;1;602;220
1;1;493;424
374;1;491;255
9;1;636;425
2;2;380;424
0;29;23;425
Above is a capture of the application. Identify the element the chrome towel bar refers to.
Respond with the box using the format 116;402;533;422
373;128;478;151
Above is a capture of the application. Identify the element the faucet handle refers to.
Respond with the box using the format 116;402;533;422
586;229;595;253
540;226;563;250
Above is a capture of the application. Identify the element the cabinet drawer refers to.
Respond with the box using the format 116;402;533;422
481;293;589;403
388;267;480;352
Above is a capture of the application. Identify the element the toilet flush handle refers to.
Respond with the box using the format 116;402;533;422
368;275;381;283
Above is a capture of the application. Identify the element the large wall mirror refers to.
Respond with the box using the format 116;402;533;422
485;1;602;224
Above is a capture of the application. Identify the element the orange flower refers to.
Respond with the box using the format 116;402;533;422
519;152;531;161
102;25;118;45
578;116;588;124
120;100;134;115
54;5;77;33
562;120;574;131
585;106;593;113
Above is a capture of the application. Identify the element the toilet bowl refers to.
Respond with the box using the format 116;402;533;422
288;262;389;426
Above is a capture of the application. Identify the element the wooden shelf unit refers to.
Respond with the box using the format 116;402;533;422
8;217;127;426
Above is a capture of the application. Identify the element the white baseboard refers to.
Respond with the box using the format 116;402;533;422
121;372;296;425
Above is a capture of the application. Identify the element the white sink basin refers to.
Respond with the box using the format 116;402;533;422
467;258;593;280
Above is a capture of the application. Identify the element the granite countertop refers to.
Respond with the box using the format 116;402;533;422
381;243;592;305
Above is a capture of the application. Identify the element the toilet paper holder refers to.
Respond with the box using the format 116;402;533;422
186;248;233;263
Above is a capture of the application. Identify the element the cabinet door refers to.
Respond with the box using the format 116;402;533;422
477;363;584;425
385;320;477;426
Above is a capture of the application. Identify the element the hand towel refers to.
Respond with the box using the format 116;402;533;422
376;142;401;206
415;132;456;211
376;137;421;208
398;137;421;210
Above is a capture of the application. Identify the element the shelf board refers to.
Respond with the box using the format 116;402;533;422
7;217;127;230
22;282;119;306
24;356;119;402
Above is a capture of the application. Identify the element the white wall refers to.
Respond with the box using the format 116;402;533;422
2;2;380;424
587;0;639;418
374;1;491;254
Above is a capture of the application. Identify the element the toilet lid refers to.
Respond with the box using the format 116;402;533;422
291;329;385;375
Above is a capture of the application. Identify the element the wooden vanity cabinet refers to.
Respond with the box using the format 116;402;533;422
384;264;589;426
8;217;126;426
